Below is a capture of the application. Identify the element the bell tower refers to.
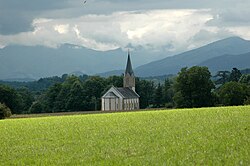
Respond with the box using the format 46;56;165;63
124;50;135;91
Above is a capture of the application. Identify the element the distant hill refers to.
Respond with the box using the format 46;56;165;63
241;68;250;74
1;36;250;80
97;70;124;77
0;44;127;80
198;52;250;73
135;37;250;77
0;43;172;80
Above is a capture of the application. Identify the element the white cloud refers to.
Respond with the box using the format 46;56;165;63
72;25;119;51
226;27;250;40
119;9;213;51
0;8;249;52
54;24;69;34
0;44;6;49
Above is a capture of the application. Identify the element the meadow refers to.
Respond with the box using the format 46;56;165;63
0;106;249;165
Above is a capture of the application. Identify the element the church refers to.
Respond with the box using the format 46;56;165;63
101;51;140;111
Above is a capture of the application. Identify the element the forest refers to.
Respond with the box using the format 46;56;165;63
1;67;250;118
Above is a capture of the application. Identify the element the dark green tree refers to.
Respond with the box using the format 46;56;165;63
33;75;108;112
136;79;155;108
83;76;106;110
79;74;89;82
106;75;123;87
239;74;250;85
162;79;174;107
0;103;12;119
0;85;21;114
218;82;249;106
65;79;86;111
29;101;46;114
153;83;163;108
214;71;230;85
53;76;83;112
173;66;215;108
45;83;63;112
229;68;242;82
40;76;85;112
16;88;35;113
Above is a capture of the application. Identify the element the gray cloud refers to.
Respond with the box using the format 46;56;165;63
0;0;249;53
207;8;250;27
1;0;249;34
0;1;71;11
0;9;213;51
0;10;34;35
0;0;71;34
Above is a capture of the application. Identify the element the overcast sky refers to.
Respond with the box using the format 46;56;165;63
0;0;250;52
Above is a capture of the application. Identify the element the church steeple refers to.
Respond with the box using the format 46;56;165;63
124;50;135;91
125;50;134;76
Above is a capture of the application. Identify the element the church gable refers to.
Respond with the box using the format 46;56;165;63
102;86;124;99
105;92;119;98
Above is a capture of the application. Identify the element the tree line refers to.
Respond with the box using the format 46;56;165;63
1;67;250;118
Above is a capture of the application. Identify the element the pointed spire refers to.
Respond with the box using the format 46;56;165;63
125;49;134;75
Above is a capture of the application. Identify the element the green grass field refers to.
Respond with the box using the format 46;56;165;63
0;106;249;165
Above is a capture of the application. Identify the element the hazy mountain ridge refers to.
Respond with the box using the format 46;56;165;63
198;52;250;73
0;44;127;80
135;37;250;77
0;43;171;80
97;70;124;77
1;37;250;80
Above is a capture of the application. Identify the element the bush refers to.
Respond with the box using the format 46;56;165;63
165;102;174;108
0;103;12;119
244;97;250;105
0;85;21;114
29;102;45;114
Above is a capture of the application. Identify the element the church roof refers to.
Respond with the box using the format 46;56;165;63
125;51;134;75
102;86;139;99
116;87;139;98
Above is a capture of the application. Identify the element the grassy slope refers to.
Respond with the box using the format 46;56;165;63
0;106;249;165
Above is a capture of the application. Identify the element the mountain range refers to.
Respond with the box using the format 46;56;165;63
134;37;250;77
0;43;169;80
199;52;250;73
0;36;250;80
